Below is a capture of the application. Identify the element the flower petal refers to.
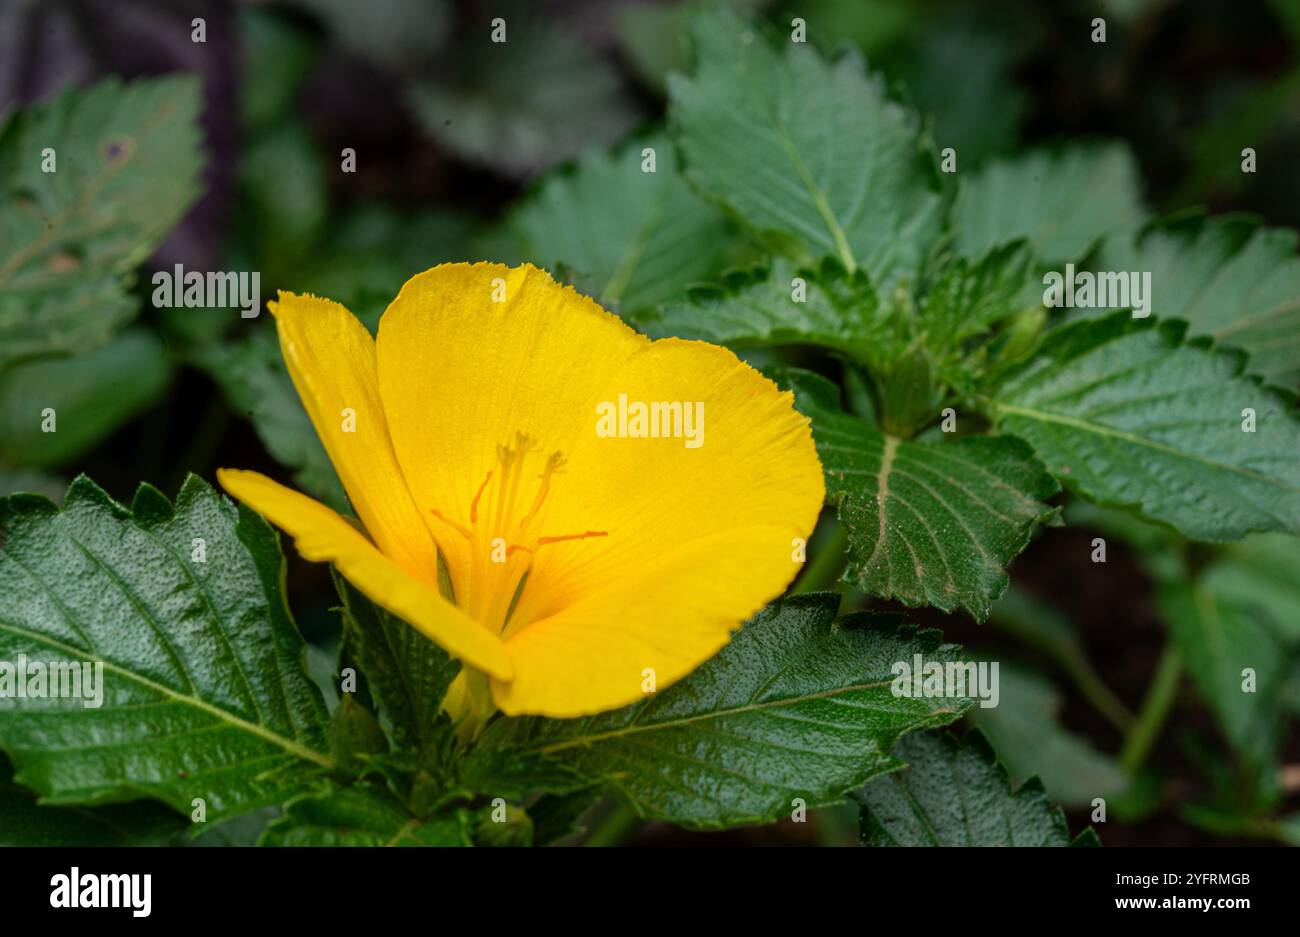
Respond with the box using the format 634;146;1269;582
271;291;439;582
508;338;824;631
489;338;822;715
490;526;804;717
374;263;647;601
217;469;513;680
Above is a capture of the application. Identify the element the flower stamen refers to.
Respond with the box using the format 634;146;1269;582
446;433;608;632
429;507;472;540
469;469;493;523
505;530;607;557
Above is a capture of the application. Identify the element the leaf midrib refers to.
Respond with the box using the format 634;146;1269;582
995;402;1300;491
600;194;664;307
771;115;857;273
0;618;332;769
533;677;963;755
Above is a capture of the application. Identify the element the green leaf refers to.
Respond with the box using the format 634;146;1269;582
408;20;636;178
0;75;204;369
476;593;972;830
1200;533;1300;643
786;369;1059;619
640;258;886;364
471;803;534;846
0;329;170;469
1161;583;1290;773
235;121;327;273
456;737;588;803
330;695;388;772
992;312;1300;541
889;18;1025;165
915;242;1040;400
920;241;1035;348
512;134;734;317
293;0;449;73
335;574;458;756
260;783;473;846
668;9;945;290
854;730;1080;846
0;475;331;820
0;757;184;845
953;144;1145;265
967;663;1128;807
239;8;320;132
1091;214;1300;385
613;1;693;94
528;789;600;845
1159;533;1300;771
878;345;939;437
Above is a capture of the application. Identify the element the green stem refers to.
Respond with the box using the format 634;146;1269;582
791;521;848;595
1063;658;1135;734
1119;644;1182;774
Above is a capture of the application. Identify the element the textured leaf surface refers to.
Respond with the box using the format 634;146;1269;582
953;144;1144;265
855;730;1077;846
1092;214;1300;385
920;241;1034;347
261;783;473;846
512;135;733;316
787;369;1059;619
478;594;972;829
993;312;1300;541
640;259;885;362
0;76;203;369
669;9;944;289
0;476;331;819
336;575;458;755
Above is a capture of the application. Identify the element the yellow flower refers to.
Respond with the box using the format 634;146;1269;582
218;263;823;723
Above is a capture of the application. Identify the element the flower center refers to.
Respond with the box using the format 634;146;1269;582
430;432;606;632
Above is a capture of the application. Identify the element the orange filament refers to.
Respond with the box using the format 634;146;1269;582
506;530;608;557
